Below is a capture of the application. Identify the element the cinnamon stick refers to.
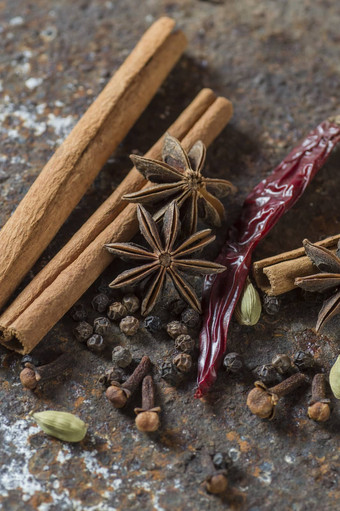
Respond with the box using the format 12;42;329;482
252;234;340;295
0;95;233;353
0;17;187;310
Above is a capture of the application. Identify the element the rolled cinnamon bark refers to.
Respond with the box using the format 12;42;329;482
0;96;233;353
0;89;216;329
0;17;187;309
252;234;340;295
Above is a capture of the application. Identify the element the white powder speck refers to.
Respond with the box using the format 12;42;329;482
9;16;24;26
25;77;43;90
47;113;75;142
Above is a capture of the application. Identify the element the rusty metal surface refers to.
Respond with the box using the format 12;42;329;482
1;1;340;509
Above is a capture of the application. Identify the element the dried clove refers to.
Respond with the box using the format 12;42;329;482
20;352;73;390
308;373;331;422
247;372;309;419
134;375;161;432
106;355;151;408
202;451;228;495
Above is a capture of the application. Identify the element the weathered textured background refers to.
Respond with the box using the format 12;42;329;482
0;1;340;510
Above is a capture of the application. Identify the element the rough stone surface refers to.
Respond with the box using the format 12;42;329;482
0;1;340;510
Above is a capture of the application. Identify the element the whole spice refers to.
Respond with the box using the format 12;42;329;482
159;360;182;385
167;320;188;339
173;353;192;373
122;293;140;314
70;303;87;322
93;317;112;336
20;352;73;390
30;410;87;442
175;334;195;353
91;293;110;313
144;315;162;333
99;367;125;386
271;354;292;375
329;355;340;399
293;350;315;371
0;17;187;311
124;133;236;235
134;375;161;432
180;308;201;328
252;364;280;386
295;239;340;331
87;334;105;353
307;373;331;422
234;278;262;326
111;346;132;368
253;234;340;296
202;451;228;495
73;321;93;342
120;316;139;336
197;116;340;397
263;295;281;315
0;92;233;356
105;202;225;315
223;352;244;375
107;302;128;320
246;372;308;419
106;355;151;408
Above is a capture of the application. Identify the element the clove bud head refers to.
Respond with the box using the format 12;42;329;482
106;385;128;408
308;402;331;422
246;387;276;419
135;411;160;432
205;473;228;494
20;368;38;390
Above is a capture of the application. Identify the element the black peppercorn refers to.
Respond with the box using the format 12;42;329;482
144;316;162;333
73;321;93;342
111;346;132;368
253;364;280;385
293;351;315;371
166;321;188;339
159;360;182;385
223;352;244;375
20;354;40;369
175;334;195;353
107;302;128;320
122;293;140;314
271;354;292;375
180;308;201;328
99;367;125;386
87;334;105;352
93;317;112;336
91;293;109;313
70;303;87;322
120;316;139;336
263;295;281;315
173;353;192;373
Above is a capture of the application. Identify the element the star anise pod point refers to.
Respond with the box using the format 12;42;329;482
105;202;226;316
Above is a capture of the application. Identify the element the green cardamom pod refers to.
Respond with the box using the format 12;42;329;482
329;355;340;399
235;278;262;326
30;410;87;442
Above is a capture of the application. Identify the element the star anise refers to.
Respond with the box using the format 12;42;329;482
123;133;236;235
105;202;226;315
295;239;340;331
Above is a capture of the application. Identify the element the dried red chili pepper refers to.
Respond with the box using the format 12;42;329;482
196;116;340;398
